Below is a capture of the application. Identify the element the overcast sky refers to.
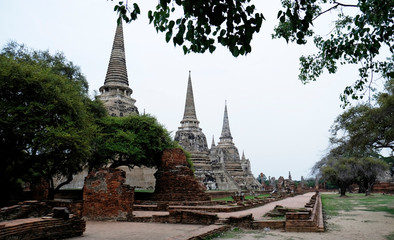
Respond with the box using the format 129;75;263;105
1;1;371;180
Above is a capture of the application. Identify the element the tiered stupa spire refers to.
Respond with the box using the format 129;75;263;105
219;102;233;144
211;135;216;148
98;19;138;116
104;20;129;87
179;71;200;130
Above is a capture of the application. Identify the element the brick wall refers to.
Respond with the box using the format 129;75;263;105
373;182;394;193
82;168;134;221
152;149;211;201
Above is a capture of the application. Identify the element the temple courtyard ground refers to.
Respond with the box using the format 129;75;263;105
71;192;394;240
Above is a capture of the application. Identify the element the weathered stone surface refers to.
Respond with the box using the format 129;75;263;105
82;168;134;221
152;149;211;201
175;74;260;191
98;20;138;117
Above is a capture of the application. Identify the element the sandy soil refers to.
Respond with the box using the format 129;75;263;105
217;210;394;240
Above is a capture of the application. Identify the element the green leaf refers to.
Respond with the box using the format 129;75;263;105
165;30;172;43
296;31;304;39
168;20;175;29
277;11;283;19
209;45;216;53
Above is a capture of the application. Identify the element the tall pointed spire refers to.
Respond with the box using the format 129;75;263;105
219;101;233;144
211;135;216;148
104;20;129;86
182;71;198;121
179;71;200;129
98;19;138;116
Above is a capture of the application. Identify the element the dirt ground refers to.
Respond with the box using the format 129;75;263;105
216;210;394;240
70;192;394;240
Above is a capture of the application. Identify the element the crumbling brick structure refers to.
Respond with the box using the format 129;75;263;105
152;149;211;201
82;168;134;221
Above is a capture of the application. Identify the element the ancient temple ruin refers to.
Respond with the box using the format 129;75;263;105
58;22;260;192
57;20;154;190
174;72;238;190
175;73;261;191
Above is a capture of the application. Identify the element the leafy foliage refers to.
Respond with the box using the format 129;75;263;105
321;156;360;196
273;0;394;106
312;78;392;196
113;0;264;57
110;1;393;106
330;78;394;154
89;114;178;170
0;42;101;200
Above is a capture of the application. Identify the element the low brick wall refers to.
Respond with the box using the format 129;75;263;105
0;201;51;221
252;220;285;229
285;192;324;232
227;214;254;228
373;182;394;193
207;191;235;199
0;216;85;239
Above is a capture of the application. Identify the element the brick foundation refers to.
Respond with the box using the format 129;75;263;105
0;216;85;239
373;182;394;193
285;192;324;232
82;168;134;221
152;149;211;201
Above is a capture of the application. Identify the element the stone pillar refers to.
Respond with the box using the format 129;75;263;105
82;168;134;221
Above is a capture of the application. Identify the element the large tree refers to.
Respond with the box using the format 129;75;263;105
113;0;393;106
356;156;388;195
89;114;179;170
320;156;359;196
0;42;102;201
330;78;394;155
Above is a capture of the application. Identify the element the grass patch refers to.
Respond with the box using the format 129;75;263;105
385;232;394;240
269;216;286;220
256;193;270;198
204;227;244;239
212;196;234;201
321;193;394;217
134;189;154;193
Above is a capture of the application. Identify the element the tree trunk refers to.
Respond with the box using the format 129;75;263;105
340;186;347;197
48;175;73;200
366;182;374;196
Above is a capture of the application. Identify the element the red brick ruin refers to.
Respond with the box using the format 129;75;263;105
82;168;134;221
152;148;211;201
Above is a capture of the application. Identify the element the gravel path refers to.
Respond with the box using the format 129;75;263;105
217;191;315;220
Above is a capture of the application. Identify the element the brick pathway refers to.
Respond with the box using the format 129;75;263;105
70;192;315;240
